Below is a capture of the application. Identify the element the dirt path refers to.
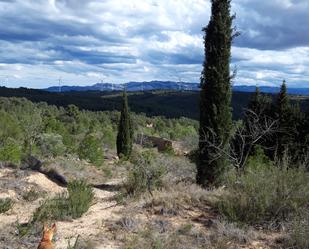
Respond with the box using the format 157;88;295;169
54;179;123;249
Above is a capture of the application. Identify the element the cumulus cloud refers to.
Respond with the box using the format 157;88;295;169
0;0;308;88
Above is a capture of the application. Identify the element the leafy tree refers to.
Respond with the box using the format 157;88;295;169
66;104;80;120
197;0;236;186
0;111;22;144
20;107;43;156
78;134;104;166
116;91;133;158
0;139;22;164
37;133;66;157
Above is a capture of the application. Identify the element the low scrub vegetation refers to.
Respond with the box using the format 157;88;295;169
216;160;309;226
66;235;95;249
32;180;94;222
286;209;309;249
22;188;41;202
0;198;13;213
142;183;216;216
123;220;254;249
123;150;166;197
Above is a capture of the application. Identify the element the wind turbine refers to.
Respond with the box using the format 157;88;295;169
178;76;182;91
100;78;104;91
5;76;9;86
58;77;62;93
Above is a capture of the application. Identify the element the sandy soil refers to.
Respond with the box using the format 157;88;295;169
0;167;124;249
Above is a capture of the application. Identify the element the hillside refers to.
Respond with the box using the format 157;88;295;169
0;95;308;249
1;87;308;120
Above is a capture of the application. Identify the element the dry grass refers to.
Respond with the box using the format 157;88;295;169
122;219;256;249
141;183;222;216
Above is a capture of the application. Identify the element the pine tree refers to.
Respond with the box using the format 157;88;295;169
277;80;290;119
197;0;235;186
276;80;292;159
248;87;262;114
116;90;133;158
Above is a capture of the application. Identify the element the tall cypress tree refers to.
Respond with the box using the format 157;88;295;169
116;90;133;158
197;0;235;187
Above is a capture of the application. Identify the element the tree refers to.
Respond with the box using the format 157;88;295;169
239;87;276;160
20;107;43;156
78;134;104;166
116;91;133;158
276;80;292;158
277;81;290;119
197;0;236;186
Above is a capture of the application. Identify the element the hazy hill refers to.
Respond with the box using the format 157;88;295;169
43;81;309;95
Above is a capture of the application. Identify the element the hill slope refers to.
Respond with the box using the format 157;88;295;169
0;86;308;120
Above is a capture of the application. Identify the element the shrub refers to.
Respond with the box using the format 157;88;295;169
124;150;166;197
123;221;252;249
0;140;21;164
142;183;218;216
32;193;69;222
0;198;13;213
286;210;309;249
217;163;309;225
67;180;94;219
66;235;95;249
22;188;41;202
162;144;175;156
78;134;104;166
32;180;94;222
37;133;66;157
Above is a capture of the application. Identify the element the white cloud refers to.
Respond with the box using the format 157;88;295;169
0;0;308;88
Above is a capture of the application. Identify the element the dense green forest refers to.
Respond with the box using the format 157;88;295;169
0;96;198;165
1;86;308;120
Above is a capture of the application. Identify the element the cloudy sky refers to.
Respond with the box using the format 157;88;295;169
0;0;308;88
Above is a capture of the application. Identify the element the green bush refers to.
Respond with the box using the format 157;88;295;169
67;180;94;219
0;198;13;213
217;163;309;225
124;150;166;197
78;134;104;166
37;133;66;157
0;140;21;164
32;180;94;222
32;193;69;222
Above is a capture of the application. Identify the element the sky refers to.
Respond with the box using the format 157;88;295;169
0;0;308;88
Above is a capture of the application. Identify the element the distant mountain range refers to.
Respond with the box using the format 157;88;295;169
44;81;309;95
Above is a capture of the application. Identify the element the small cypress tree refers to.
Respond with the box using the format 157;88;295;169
116;90;133;158
197;0;235;187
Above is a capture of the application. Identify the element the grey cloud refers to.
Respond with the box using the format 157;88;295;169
233;0;309;50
